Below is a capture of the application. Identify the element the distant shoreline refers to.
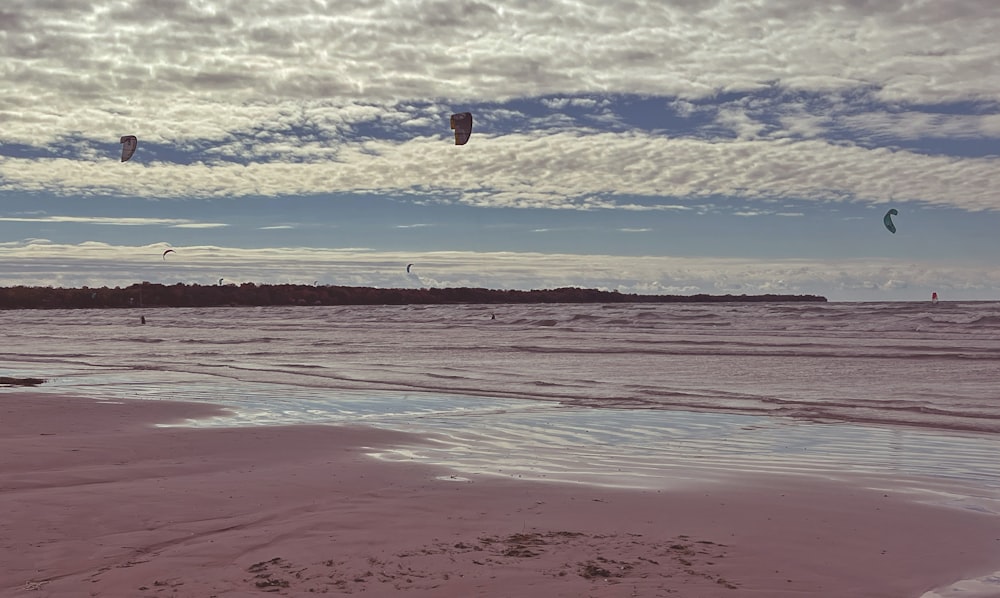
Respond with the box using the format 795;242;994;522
0;283;826;310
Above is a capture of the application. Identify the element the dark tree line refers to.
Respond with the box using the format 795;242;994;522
0;283;826;310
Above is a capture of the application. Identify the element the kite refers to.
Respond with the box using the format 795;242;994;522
162;249;175;260
450;112;472;145
407;263;414;273
120;135;137;162
883;208;898;234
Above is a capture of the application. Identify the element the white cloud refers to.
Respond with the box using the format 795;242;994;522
3;1;999;214
3;0;1000;285
4;132;1000;211
170;222;229;229
841;111;1000;141
4;0;1000;145
0;215;222;226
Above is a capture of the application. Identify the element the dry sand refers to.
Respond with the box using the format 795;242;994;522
2;392;999;597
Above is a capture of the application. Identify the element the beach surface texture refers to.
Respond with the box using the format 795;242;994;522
3;392;999;597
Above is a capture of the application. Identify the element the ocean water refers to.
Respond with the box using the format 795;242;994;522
4;300;1000;595
3;300;999;427
3;300;1000;488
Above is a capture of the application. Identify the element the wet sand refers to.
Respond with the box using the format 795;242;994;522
2;392;999;597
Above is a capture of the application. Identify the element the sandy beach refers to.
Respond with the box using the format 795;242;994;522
2;392;1000;597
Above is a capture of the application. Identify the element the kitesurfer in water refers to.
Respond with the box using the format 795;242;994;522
140;315;146;325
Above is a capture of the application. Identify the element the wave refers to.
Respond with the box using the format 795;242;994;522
4;302;1000;435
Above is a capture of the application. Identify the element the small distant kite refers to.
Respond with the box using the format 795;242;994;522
883;208;898;234
162;249;175;260
406;263;414;273
450;112;472;145
120;135;137;162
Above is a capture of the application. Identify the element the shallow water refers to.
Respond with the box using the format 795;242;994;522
17;368;998;494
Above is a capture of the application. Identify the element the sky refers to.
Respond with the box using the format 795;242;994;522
2;1;999;301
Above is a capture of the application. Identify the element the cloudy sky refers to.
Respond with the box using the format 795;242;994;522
2;0;999;301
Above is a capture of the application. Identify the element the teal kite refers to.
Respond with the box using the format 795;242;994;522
883;208;898;234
